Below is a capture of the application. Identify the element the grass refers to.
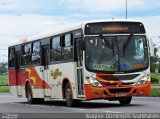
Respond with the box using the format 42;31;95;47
150;73;160;80
0;75;8;85
0;87;9;93
150;73;160;85
151;88;160;97
0;75;9;93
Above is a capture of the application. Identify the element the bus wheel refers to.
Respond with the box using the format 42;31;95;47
26;83;35;104
65;83;74;107
119;96;132;105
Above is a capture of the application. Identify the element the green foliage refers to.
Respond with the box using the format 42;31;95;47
150;73;160;84
0;74;9;92
0;87;9;93
150;73;160;80
0;66;7;74
150;63;160;73
0;75;8;85
151;88;160;97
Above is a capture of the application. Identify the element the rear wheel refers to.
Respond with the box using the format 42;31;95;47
26;83;35;104
26;84;44;104
119;96;132;105
65;83;75;107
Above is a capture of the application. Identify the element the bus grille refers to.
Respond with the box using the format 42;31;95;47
98;74;139;81
108;88;131;94
104;82;134;87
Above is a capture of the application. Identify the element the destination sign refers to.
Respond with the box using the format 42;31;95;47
85;22;146;35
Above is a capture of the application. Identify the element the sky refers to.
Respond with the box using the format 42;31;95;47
0;0;160;61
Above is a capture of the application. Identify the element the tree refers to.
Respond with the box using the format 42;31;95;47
150;44;160;72
0;66;7;74
0;61;7;74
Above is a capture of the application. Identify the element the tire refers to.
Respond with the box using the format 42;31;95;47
65;83;75;107
26;84;44;104
119;96;132;105
26;83;35;104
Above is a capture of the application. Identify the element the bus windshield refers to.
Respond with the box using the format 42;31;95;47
85;35;149;73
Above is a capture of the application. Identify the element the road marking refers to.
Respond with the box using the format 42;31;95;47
9;102;86;111
9;103;121;113
103;111;121;113
55;107;121;113
57;107;87;111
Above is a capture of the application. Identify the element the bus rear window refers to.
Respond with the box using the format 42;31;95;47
8;47;15;68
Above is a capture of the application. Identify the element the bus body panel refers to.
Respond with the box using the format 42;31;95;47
8;20;151;104
84;82;150;100
9;66;51;98
9;62;79;100
8;69;24;96
48;62;78;99
83;68;151;100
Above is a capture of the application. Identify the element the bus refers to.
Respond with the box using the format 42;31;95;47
8;20;151;107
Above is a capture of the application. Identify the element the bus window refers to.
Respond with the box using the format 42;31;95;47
9;47;15;68
22;43;32;65
62;34;73;60
50;36;61;62
32;41;40;64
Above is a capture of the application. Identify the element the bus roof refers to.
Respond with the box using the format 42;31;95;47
9;19;144;47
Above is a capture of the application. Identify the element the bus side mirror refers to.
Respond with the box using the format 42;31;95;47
80;40;85;50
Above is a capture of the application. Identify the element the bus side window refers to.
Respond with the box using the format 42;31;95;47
32;41;40;64
50;36;61;62
62;34;73;60
22;43;32;65
8;47;15;68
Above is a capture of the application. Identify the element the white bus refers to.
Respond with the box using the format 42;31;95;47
8;20;151;107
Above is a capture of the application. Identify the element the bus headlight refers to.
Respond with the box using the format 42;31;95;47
136;75;149;85
86;77;103;87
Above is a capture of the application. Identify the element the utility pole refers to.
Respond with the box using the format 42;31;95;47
126;0;128;20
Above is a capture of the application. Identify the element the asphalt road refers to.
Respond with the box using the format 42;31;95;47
0;93;160;118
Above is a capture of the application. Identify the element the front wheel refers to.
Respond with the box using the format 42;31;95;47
65;83;75;107
119;96;132;105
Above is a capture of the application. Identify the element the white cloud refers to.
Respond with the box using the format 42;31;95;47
0;0;50;13
0;14;160;53
137;16;160;36
140;16;160;45
0;14;77;39
128;0;160;11
61;0;125;12
131;15;160;44
60;0;160;13
0;0;160;62
0;14;78;61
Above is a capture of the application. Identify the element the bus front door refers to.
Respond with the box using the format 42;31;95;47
41;45;51;97
75;38;84;97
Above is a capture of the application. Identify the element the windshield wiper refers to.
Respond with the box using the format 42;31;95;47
100;35;113;49
99;35;114;55
123;34;133;49
123;34;133;56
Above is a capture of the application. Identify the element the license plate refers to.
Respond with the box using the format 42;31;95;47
116;92;126;97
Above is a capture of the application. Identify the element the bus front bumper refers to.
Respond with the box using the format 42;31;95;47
84;81;150;100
